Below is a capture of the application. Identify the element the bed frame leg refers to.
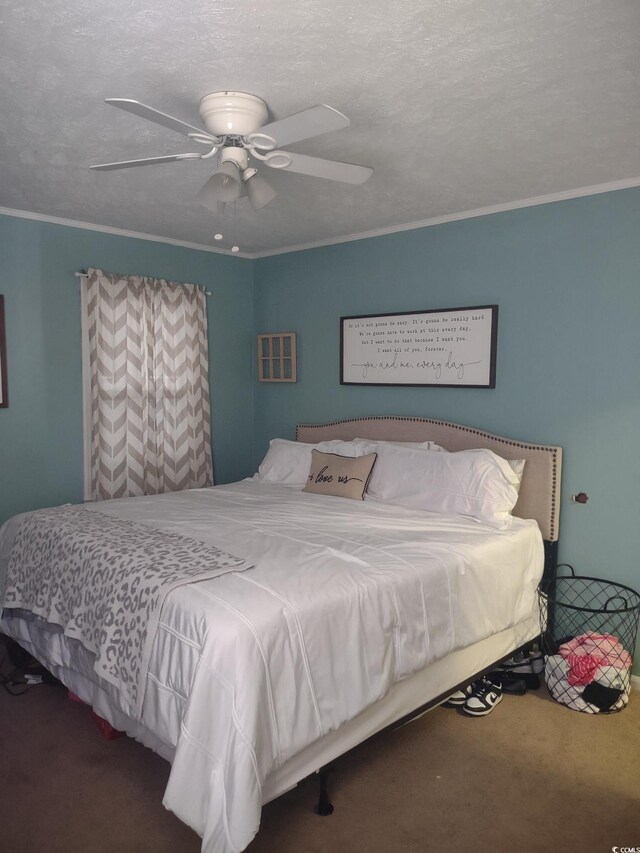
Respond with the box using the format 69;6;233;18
314;767;334;816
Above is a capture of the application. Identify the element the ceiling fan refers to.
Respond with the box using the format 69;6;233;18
91;91;373;211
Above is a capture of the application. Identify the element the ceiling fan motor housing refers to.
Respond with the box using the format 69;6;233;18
199;92;268;138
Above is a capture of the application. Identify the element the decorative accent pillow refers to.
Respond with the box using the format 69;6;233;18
366;444;521;527
303;450;377;500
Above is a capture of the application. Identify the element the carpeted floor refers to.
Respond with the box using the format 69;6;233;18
0;668;638;853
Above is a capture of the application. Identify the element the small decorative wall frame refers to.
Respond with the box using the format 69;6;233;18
0;296;7;407
341;305;498;387
258;332;297;382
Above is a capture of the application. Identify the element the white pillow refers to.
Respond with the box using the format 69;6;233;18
316;438;378;457
256;439;315;485
508;458;526;490
256;438;375;485
356;438;448;453
366;444;521;528
358;437;524;492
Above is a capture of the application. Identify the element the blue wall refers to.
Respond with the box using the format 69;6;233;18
0;214;254;526
254;188;640;615
2;189;639;665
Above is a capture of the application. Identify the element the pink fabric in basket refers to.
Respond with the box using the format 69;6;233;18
559;633;632;686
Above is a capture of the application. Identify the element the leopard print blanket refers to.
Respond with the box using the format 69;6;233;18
1;504;251;716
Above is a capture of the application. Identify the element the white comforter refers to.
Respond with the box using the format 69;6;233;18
3;481;543;852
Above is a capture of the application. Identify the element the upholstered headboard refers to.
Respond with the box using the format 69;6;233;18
296;416;562;547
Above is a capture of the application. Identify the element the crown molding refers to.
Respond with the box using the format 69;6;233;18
2;174;640;261
253;175;640;258
0;206;253;258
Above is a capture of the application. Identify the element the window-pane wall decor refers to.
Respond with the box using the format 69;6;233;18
258;332;297;382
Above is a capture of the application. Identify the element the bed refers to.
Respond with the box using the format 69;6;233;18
0;415;562;853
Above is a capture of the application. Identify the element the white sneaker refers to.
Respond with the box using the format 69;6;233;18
443;682;476;708
462;678;503;716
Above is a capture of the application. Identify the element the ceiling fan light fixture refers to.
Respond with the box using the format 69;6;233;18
197;160;242;209
243;169;277;211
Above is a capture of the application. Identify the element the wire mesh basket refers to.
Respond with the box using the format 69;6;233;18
539;564;640;714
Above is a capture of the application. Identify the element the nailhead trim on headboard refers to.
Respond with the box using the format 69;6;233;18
296;415;561;542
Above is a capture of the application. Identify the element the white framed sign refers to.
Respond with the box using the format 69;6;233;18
340;305;498;387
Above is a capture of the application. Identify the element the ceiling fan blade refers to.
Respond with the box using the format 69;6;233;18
90;153;202;171
105;99;216;140
257;105;350;148
270;151;373;184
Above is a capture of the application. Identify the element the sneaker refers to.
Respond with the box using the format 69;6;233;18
499;652;543;689
443;682;476;708
495;673;528;695
462;678;503;716
500;651;544;674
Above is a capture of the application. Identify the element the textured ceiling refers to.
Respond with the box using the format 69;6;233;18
1;0;639;255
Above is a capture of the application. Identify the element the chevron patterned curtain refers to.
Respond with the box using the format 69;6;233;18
81;268;213;501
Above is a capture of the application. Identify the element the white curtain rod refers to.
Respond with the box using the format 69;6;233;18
74;271;212;296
